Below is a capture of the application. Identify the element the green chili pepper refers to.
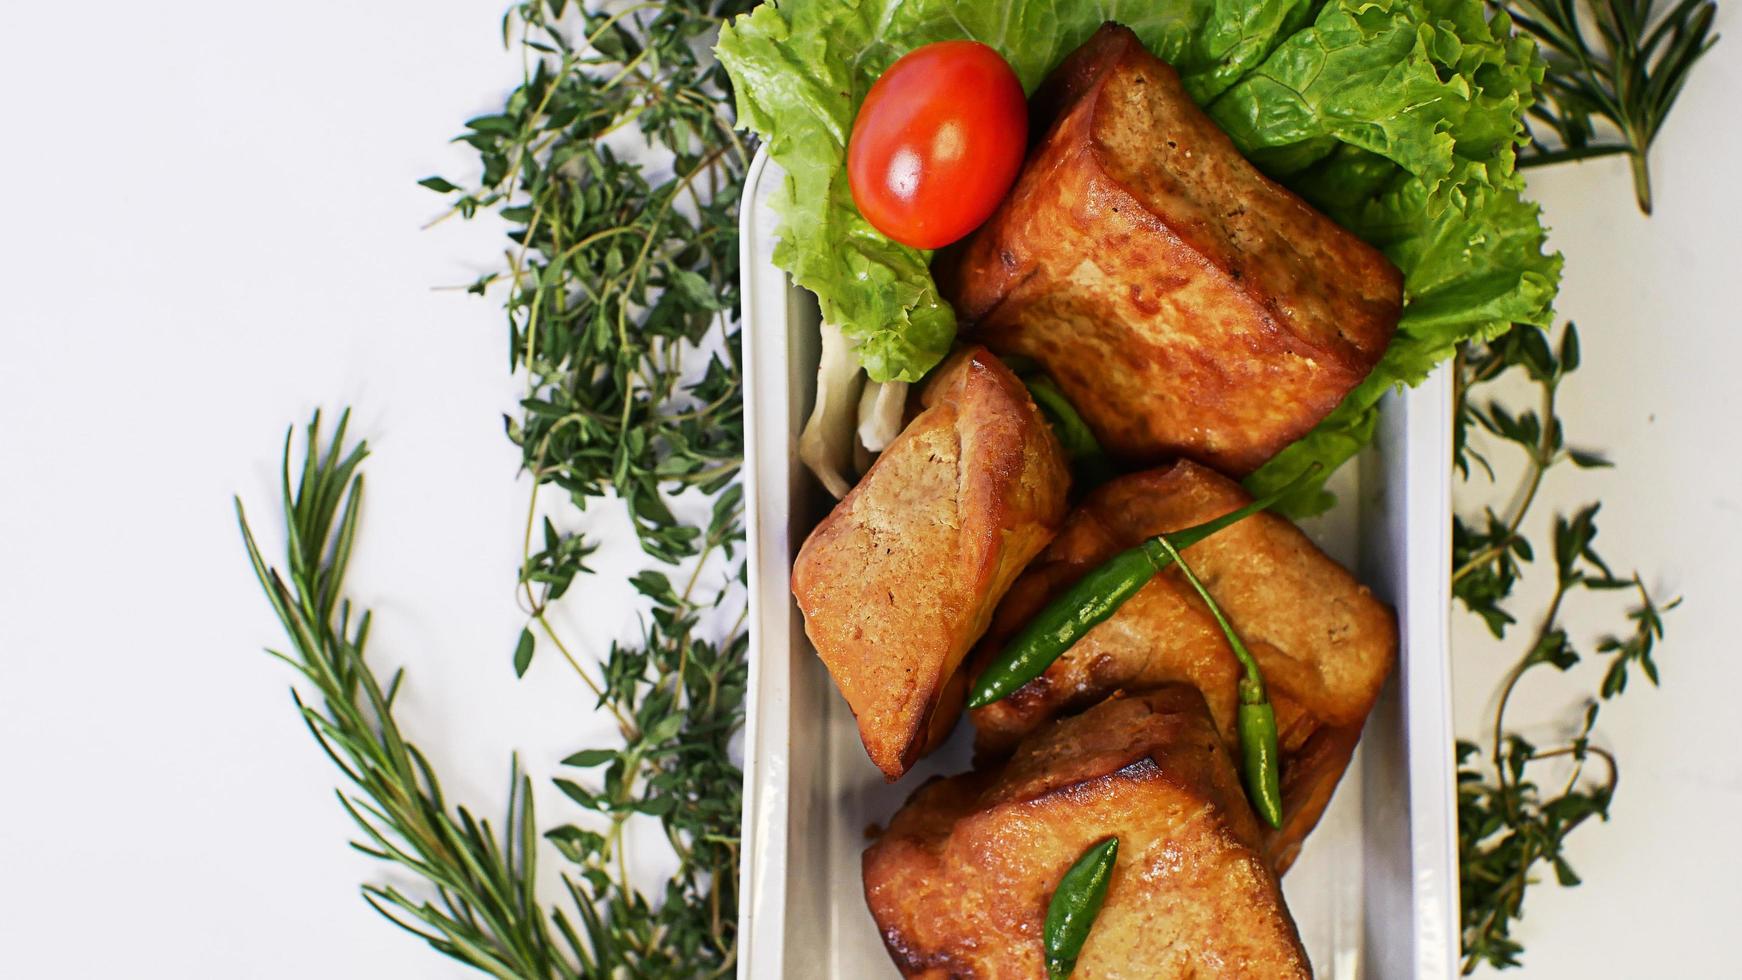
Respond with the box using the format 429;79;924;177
1022;375;1115;488
1152;534;1284;829
966;464;1319;710
1044;836;1119;980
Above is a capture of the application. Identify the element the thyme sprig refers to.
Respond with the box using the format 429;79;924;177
1452;324;1678;973
429;1;756;976
1506;0;1719;213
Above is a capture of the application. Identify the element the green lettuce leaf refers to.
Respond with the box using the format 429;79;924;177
717;0;1560;510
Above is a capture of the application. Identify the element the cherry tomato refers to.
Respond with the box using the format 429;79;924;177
847;40;1028;250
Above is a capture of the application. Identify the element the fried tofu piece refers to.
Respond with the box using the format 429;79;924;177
864;686;1312;978
792;346;1070;780
941;24;1402;476
968;461;1395;870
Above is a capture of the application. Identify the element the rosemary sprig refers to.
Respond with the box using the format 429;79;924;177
1452;324;1678;973
237;412;580;978
1505;0;1720;213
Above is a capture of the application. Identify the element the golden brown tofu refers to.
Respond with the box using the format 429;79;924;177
941;24;1402;476
792;346;1070;780
968;461;1395;870
864;686;1312;978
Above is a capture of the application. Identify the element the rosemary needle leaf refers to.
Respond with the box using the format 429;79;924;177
1505;0;1720;213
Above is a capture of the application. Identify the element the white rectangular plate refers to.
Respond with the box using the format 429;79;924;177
737;148;1457;979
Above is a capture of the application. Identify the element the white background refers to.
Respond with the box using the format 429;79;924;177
0;2;1737;977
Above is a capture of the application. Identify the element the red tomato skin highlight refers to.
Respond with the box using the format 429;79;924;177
847;40;1028;250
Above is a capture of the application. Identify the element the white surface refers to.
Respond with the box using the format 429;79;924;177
0;2;1738;978
737;150;1459;979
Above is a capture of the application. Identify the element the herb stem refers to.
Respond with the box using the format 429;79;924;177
1513;144;1634;168
1454;376;1558;584
1491;578;1570;815
1629;147;1654;216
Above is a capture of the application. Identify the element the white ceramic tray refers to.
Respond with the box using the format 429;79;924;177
736;148;1458;979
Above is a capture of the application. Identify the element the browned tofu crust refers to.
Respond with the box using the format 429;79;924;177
967;461;1396;871
792;346;1070;780
864;686;1312;978
941;23;1402;476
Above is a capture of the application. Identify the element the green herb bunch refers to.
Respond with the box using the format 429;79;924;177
246;1;757;976
434;1;758;974
1508;0;1719;213
1451;324;1677;973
